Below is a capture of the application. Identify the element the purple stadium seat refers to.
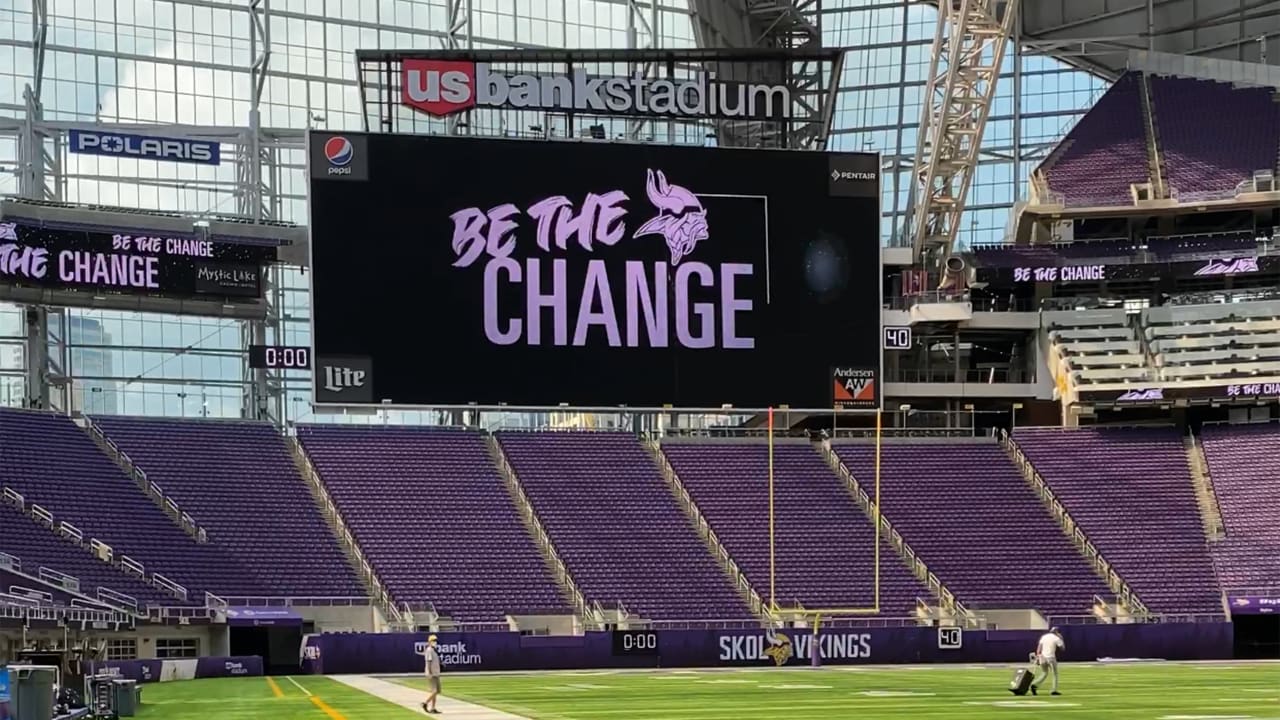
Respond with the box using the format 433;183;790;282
1199;424;1280;592
0;499;173;609
1149;76;1280;201
496;431;752;620
92;416;363;598
661;441;925;615
0;408;256;600
1011;427;1222;614
296;425;568;622
1038;72;1150;207
834;441;1109;617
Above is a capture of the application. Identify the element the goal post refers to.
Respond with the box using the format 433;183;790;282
766;406;883;619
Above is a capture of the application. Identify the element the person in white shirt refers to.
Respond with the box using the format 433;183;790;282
1032;627;1065;696
421;635;442;714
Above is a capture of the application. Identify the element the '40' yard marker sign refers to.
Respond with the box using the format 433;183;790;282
883;325;911;350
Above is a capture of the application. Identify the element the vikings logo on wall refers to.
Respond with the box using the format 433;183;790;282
763;632;794;666
446;167;760;351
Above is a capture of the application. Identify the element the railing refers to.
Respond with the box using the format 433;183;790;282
219;595;372;608
30;504;53;525
97;587;139;612
0;551;19;572
205;592;229;611
2;486;23;509
119;556;145;578
153;573;189;602
1048;612;1225;626
887;367;1029;384
485;434;595;625
80;415;208;543
38;567;81;593
1000;430;1150;618
287;434;402;627
58;521;83;544
818;440;974;626
89;539;113;562
149;605;218;623
1183;431;1226;542
645;438;767;620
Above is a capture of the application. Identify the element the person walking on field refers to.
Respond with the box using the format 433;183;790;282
1032;627;1065;696
421;634;443;714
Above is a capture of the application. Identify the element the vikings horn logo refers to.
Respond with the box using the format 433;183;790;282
633;169;709;265
763;632;794;667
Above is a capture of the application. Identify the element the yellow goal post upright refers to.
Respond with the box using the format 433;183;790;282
764;405;883;628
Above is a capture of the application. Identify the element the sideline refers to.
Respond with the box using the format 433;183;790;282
330;674;532;720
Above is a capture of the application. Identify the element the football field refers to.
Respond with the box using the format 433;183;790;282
136;662;1280;720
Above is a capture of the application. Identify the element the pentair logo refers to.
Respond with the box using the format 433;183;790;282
323;136;354;175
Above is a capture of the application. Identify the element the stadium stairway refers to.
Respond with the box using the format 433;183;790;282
1001;430;1150;616
289;433;405;627
642;438;767;618
0;487;182;611
495;431;754;622
1006;427;1224;617
485;435;601;623
90;416;365;601
1182;432;1227;542
830;439;1112;621
659;438;932;620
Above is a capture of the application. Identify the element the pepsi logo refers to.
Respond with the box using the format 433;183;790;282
324;136;353;167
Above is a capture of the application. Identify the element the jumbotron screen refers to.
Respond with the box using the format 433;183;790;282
307;132;882;409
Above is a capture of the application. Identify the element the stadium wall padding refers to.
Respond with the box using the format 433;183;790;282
84;656;263;683
301;623;1233;674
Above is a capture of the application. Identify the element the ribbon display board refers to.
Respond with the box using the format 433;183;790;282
300;623;1232;675
1081;382;1280;404
0;220;276;300
975;255;1280;286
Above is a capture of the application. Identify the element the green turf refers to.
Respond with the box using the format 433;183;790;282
134;675;423;720
391;662;1280;720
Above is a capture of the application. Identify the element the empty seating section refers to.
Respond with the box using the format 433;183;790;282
0;409;251;599
92;416;362;598
1012;427;1222;614
1143;300;1280;382
1044;309;1152;386
834;441;1108;616
496;432;750;620
0;499;172;609
296;425;566;621
1038;72;1149;206
661;441;924;614
1149;75;1280;200
1199;424;1280;592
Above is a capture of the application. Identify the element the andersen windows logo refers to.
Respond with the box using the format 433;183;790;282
401;59;792;120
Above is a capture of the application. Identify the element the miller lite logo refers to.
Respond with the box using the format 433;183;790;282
322;365;366;393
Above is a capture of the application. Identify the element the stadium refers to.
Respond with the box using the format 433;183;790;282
0;0;1279;718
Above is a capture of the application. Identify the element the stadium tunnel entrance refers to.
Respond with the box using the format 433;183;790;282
230;625;305;675
1231;614;1280;659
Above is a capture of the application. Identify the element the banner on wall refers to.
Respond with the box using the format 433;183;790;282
301;623;1233;675
976;254;1280;286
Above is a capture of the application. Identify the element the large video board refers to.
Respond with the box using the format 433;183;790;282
308;132;881;409
0;220;274;299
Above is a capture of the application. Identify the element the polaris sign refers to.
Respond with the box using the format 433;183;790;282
70;129;221;165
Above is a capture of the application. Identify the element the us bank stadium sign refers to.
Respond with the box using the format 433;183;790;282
0;221;275;300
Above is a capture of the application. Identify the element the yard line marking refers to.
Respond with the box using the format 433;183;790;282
265;677;284;698
287;676;314;697
311;696;347;720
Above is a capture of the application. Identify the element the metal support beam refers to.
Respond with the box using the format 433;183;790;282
443;0;474;135
908;0;1019;263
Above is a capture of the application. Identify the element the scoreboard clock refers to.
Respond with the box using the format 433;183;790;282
248;345;312;370
612;630;660;656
